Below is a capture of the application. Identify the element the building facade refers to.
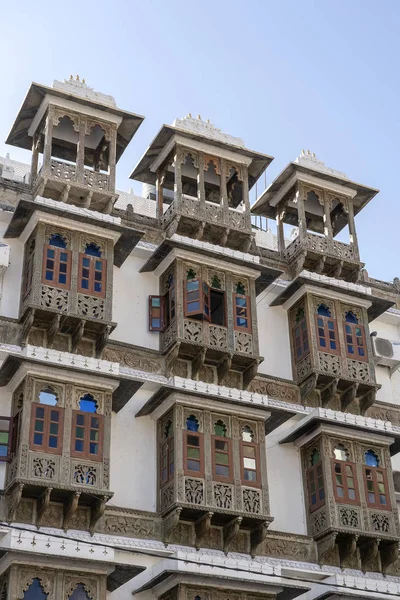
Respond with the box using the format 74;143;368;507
0;76;399;599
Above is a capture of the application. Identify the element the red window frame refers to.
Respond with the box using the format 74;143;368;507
332;459;360;505
233;294;252;333
315;313;340;355
344;322;367;362
293;316;310;362
0;417;13;462
71;410;104;462
212;435;233;483
363;466;391;510
41;244;72;290
184;278;210;321
149;296;166;331
240;439;260;487
183;430;204;478
160;431;174;485
78;253;107;298
307;461;325;512
30;404;64;455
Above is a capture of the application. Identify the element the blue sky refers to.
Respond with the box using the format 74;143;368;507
1;0;399;280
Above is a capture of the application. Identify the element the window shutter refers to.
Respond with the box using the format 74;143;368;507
149;296;165;331
0;417;12;462
184;278;203;318
202;282;211;322
233;294;252;332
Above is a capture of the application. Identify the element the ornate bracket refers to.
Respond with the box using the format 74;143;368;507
359;538;380;573
220;228;230;248
380;541;399;573
60;184;71;204
332;259;344;279
89;497;107;535
217;354;232;386
316;531;338;564
71;320;85;354
338;534;359;568
300;373;318;403
243;360;259;390
95;325;111;358
36;487;53;529
250;520;269;558
320;378;339;407
163;507;182;545
165;343;181;377
195;511;214;550
63;491;81;531
47;314;61;348
6;483;24;522
195;221;206;241
359;389;376;415
21;308;35;346
315;255;326;274
192;348;207;380
223;516;242;553
83;190;94;210
340;382;359;412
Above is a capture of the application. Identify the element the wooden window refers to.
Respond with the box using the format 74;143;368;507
30;404;63;455
71;394;103;461
0;417;12;462
233;294;252;332
363;450;390;510
240;426;260;487
307;448;325;512
23;240;35;298
331;446;359;504
292;307;309;362
41;234;71;290
149;296;165;331
160;420;174;485
212;420;232;482
184;278;210;321
78;243;106;298
315;304;339;354
344;311;367;361
164;273;176;327
183;415;204;477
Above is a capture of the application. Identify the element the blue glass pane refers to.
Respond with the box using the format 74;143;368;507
59;263;67;273
330;341;336;350
77;414;85;425
365;450;379;467
359;348;365;356
46;249;55;259
345;311;358;324
317;318;323;327
319;338;326;347
34;433;43;445
23;578;47;599
59;274;67;284
328;321;334;330
317;305;331;317
81;280;89;290
49;436;58;448
49;234;67;249
60;252;68;261
94;282;102;292
68;583;90;599
75;440;84;452
35;407;45;418
89;443;98;454
95;261;102;270
186;415;199;431
85;243;102;257
82;257;90;267
79;394;97;413
45;271;53;281
236;297;247;307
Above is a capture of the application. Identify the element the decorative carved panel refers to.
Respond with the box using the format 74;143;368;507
213;483;233;509
234;331;253;353
185;478;204;504
41;285;69;311
242;488;261;514
77;294;105;319
318;352;341;375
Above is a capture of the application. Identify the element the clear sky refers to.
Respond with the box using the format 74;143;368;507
1;0;399;281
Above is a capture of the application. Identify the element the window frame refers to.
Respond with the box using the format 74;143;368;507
331;458;360;505
149;295;166;332
212;434;233;483
184;278;210;321
363;465;391;511
70;410;104;462
160;430;174;485
240;437;261;487
343;321;368;362
41;244;72;291
233;293;252;333
183;430;204;478
0;416;13;462
77;252;107;298
29;403;64;455
23;247;35;298
210;288;227;327
292;315;310;363
314;312;340;355
307;460;326;512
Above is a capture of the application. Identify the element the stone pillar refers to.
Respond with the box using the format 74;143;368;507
156;170;165;221
242;167;251;229
347;201;360;260
76;116;86;185
297;189;307;242
30;132;40;182
42;106;54;176
323;196;333;238
174;148;182;211
276;207;285;254
221;160;229;225
108;127;117;192
197;155;206;218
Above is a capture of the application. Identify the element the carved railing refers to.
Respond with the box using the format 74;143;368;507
38;159;111;192
284;233;357;262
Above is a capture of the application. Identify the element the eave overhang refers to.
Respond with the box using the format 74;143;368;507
252;162;378;233
270;274;394;321
130;123;274;190
140;235;283;294
3;196;144;267
6;82;144;163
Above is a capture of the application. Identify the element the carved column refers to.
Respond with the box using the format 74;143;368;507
174;147;183;212
42;106;55;177
221;160;229;225
198;155;206;219
76;116;86;186
108;126;117;192
242;167;251;229
31;132;40;183
347;201;360;261
156;169;165;221
276;207;285;254
296;189;307;242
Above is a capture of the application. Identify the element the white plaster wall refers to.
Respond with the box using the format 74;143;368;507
111;252;160;350
375;365;394;405
265;415;307;535
0;211;24;320
256;286;292;380
109;387;157;511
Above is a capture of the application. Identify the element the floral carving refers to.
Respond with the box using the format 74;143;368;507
229;210;246;229
234;331;253;353
185;478;204;504
32;457;56;479
318;352;341;375
347;359;370;382
297;355;312;379
183;319;202;343
209;325;228;349
181;196;200;217
205;202;222;222
73;464;98;486
339;507;359;528
371;513;390;533
83;168;109;191
50;159;76;182
77;294;105;319
243;488;261;513
312;510;327;534
214;484;233;509
41;285;68;311
104;515;154;537
163;321;177;349
162;484;174;511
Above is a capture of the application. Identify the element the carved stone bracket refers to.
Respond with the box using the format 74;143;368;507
340;382;359;412
195;221;205;241
300;373;318;402
332;259;344;279
220;228;230;248
359;538;381;573
71;320;85;354
338;534;359;569
359;389;376;415
380;541;399;574
90;497;106;535
7;483;24;522
243;361;259;390
316;531;337;564
60;184;71;204
36;487;53;529
47;314;61;348
166;344;180;377
315;255;326;274
217;355;232;386
95;325;111;358
223;516;242;553
63;491;81;531
250;520;269;558
321;378;339;407
21;308;35;346
192;348;207;380
195;511;213;550
163;507;182;545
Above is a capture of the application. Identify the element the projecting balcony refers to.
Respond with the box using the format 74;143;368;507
161;194;253;251
284;232;362;280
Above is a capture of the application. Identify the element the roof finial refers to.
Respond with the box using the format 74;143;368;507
188;113;192;118
69;74;73;80
82;78;85;84
76;74;80;81
197;114;202;120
